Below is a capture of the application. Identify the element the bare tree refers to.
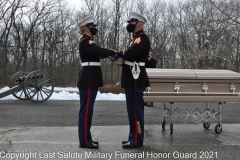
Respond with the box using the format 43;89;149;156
0;0;27;85
1;0;240;87
12;0;61;71
209;0;240;26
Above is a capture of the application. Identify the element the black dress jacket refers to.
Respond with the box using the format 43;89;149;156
119;30;151;89
77;35;115;88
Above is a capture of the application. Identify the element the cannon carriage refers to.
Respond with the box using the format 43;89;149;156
0;70;54;103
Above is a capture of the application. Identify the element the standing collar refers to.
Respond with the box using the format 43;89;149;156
83;34;93;39
133;30;144;38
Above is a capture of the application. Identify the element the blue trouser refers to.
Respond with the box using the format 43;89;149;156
78;87;98;146
125;88;146;145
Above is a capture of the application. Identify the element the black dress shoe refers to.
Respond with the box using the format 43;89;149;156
122;140;129;144
92;140;99;145
80;142;99;149
122;142;143;149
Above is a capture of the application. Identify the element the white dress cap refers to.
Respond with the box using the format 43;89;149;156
77;15;97;28
127;12;147;23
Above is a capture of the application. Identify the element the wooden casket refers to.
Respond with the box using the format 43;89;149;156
144;69;240;134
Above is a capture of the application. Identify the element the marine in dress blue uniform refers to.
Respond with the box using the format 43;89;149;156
76;15;116;149
117;12;151;148
145;51;157;107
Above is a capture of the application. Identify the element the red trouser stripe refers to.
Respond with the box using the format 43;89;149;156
84;88;91;145
134;101;138;145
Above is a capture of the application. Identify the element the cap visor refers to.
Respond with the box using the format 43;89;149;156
127;18;138;23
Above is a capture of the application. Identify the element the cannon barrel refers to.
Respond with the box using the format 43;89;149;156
0;70;54;103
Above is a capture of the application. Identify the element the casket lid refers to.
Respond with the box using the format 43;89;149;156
146;69;240;80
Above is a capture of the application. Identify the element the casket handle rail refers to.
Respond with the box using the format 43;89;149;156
146;87;151;92
174;82;180;94
202;83;208;94
230;83;236;93
144;82;239;96
144;92;239;95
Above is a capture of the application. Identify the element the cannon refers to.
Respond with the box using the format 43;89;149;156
0;70;54;103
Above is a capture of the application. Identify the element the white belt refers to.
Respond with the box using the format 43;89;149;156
81;62;101;66
124;60;145;66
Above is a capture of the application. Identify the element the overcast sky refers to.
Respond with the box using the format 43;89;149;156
65;0;183;10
